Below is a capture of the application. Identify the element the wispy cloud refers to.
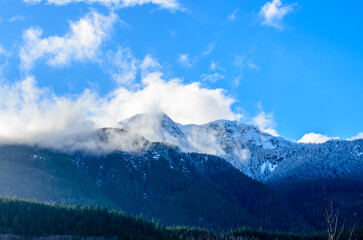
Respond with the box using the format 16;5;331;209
105;48;162;87
140;54;161;76
0;45;6;56
200;61;226;83
210;61;217;71
247;61;260;71
259;0;295;29
0;44;10;76
178;54;193;68
178;43;216;68
227;9;239;22
234;54;259;70
201;43;215;56
233;53;260;87
23;0;182;11
8;15;26;22
105;47;138;86
298;133;339;144
201;73;225;83
252;110;279;136
20;10;117;71
209;61;225;72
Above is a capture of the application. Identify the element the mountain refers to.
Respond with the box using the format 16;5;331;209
0;143;306;231
0;145;114;207
119;113;190;151
119;113;363;183
1;197;362;239
0;112;361;232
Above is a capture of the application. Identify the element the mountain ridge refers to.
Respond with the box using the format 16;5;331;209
118;112;363;183
0;112;361;231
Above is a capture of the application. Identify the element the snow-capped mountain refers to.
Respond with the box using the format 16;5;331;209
267;139;363;183
118;113;363;183
119;113;190;151
179;120;295;181
0;113;361;230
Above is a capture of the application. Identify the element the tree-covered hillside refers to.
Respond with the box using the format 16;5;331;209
0;144;361;233
0;197;361;240
0;144;303;231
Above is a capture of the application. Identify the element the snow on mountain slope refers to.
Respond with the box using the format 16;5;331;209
118;113;297;181
178;120;296;180
267;139;363;184
119;113;191;152
118;113;363;183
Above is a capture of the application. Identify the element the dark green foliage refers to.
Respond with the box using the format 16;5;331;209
73;144;306;231
0;197;164;239
276;178;363;231
0;197;361;240
0;144;361;234
0;144;304;231
0;145;114;207
225;226;363;240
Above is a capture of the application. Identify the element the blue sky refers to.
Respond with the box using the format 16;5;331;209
0;0;362;143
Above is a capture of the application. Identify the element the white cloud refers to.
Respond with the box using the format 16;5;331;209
298;133;339;144
233;54;259;87
0;45;7;56
348;132;363;141
247;62;260;71
96;71;236;126
252;111;279;136
0;70;237;152
8;15;26;22
234;54;259;70
23;0;42;3
178;54;193;68
209;60;226;72
210;61;217;71
227;9;239;22
106;47;138;86
115;0;180;10
234;54;244;68
0;75;96;147
177;43;216;69
105;50;161;86
23;0;181;10
259;0;295;29
140;54;161;76
234;75;241;87
201;43;215;56
202;60;226;83
0;45;10;76
201;73;225;83
20;11;117;71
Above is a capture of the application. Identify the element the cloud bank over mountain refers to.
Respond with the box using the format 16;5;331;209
0;69;237;151
0;0;360;153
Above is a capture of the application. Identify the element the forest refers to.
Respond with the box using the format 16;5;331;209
0;144;361;234
0;197;361;240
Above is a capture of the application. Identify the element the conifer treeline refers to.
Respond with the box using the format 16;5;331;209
0;197;361;240
0;197;162;239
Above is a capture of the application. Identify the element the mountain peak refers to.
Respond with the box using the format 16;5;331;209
116;112;362;183
119;112;190;151
119;112;179;135
123;112;173;122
